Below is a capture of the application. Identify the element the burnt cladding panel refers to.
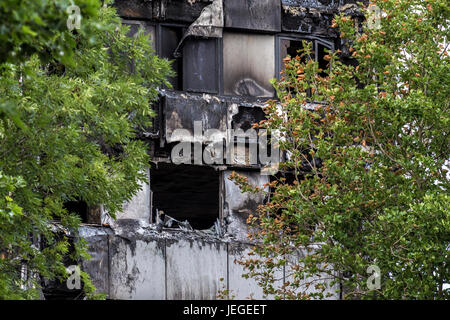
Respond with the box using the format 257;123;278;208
163;0;214;23
164;93;227;142
223;32;275;98
224;0;281;32
183;38;218;93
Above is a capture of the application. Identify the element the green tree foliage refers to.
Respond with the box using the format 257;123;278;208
231;0;449;299
0;0;99;65
0;1;173;299
0;0;101;128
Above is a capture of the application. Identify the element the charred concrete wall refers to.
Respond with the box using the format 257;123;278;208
80;222;339;300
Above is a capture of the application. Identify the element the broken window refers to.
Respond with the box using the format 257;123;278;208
122;22;221;93
227;106;266;166
316;40;332;78
223;32;275;98
279;38;311;71
63;200;88;223
150;163;220;230
231;106;266;132
122;20;156;50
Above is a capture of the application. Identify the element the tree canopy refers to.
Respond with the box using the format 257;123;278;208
232;0;449;299
0;1;172;299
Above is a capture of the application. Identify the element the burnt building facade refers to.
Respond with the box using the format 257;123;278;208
45;0;364;300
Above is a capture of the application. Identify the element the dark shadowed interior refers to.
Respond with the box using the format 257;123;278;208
150;162;220;229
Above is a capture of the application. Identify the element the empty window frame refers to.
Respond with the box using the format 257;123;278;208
150;162;221;230
223;32;276;98
63;201;102;224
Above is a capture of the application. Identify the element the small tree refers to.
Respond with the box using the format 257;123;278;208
0;1;173;299
231;0;449;299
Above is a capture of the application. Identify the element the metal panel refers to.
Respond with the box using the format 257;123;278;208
223;171;268;241
183;38;218;93
223;32;275;97
228;242;283;299
224;0;281;32
79;227;112;297
116;168;151;221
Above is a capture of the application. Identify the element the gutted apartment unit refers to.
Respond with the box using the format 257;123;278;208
43;0;364;300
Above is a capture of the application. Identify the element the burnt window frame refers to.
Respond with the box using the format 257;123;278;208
122;19;158;48
275;34;335;81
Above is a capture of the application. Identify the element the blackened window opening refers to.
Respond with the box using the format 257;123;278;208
63;200;88;223
150;163;220;230
160;26;184;90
